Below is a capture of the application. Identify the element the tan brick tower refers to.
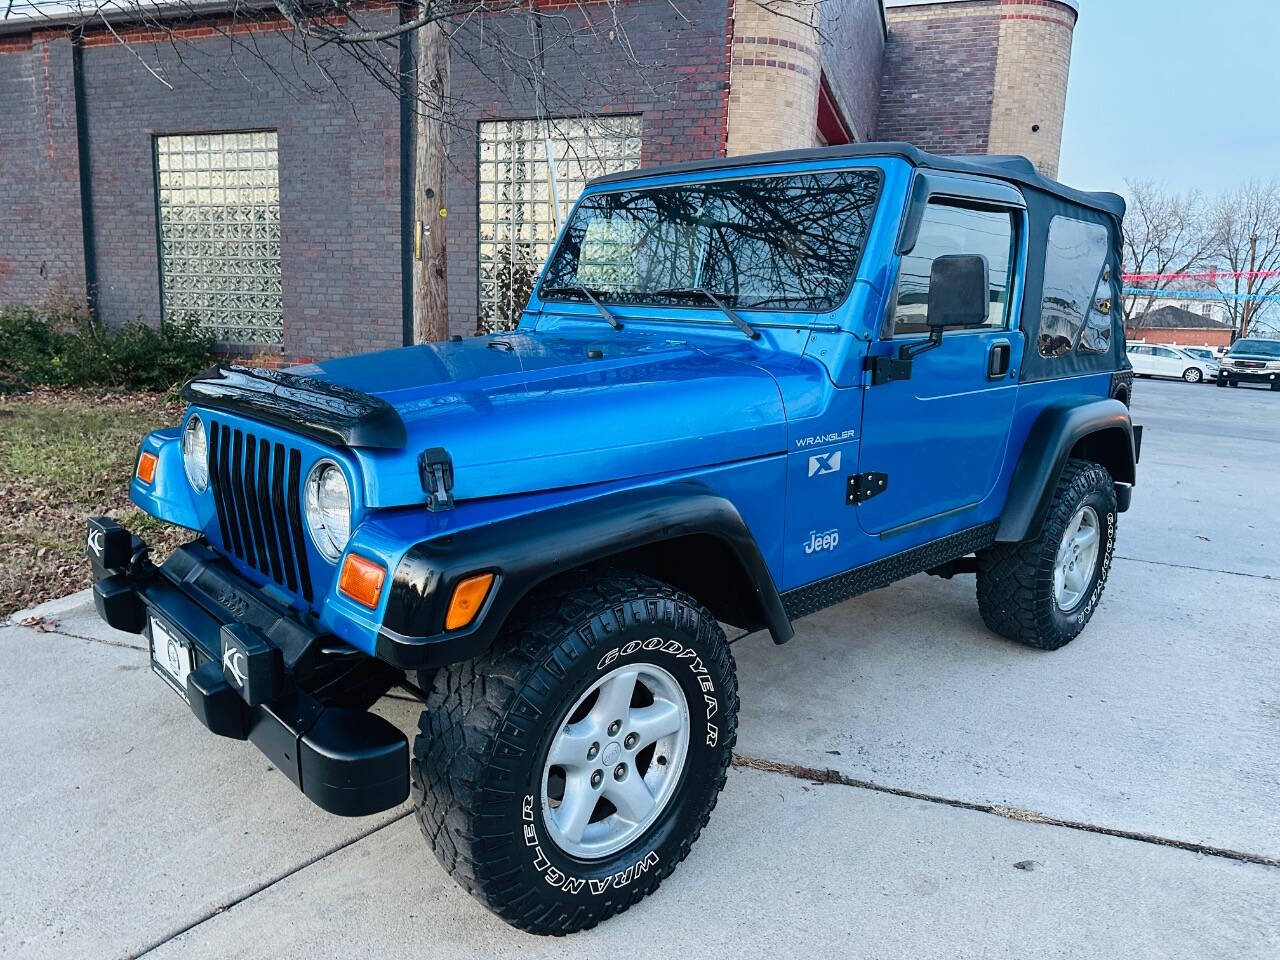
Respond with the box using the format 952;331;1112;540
877;0;1079;177
987;0;1078;177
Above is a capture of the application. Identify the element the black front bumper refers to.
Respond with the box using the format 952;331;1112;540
1217;368;1278;385
88;517;408;817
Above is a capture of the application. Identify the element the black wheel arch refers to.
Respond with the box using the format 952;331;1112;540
376;482;792;669
996;397;1138;543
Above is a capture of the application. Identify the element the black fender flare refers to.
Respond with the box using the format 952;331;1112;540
376;482;792;669
996;397;1138;543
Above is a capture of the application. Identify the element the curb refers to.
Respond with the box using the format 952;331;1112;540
6;587;95;626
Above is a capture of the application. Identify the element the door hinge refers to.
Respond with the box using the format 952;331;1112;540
418;447;455;512
865;355;912;386
846;472;888;505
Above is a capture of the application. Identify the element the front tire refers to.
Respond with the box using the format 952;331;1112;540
976;459;1117;650
1183;367;1203;383
412;573;738;935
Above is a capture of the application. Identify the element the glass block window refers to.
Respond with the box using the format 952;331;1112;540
478;116;642;330
155;131;283;346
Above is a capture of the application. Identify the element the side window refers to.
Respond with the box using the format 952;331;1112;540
891;201;1015;336
1154;347;1179;359
1040;217;1112;358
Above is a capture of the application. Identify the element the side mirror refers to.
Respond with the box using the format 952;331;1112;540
926;254;990;329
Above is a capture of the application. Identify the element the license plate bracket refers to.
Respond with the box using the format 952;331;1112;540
150;616;194;701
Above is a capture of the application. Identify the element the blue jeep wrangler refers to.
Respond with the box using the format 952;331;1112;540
88;143;1139;934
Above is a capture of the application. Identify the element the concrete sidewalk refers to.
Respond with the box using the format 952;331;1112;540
2;379;1278;958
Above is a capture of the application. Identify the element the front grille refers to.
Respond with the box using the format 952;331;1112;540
207;419;314;602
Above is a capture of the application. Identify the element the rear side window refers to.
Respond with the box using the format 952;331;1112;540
1039;217;1112;358
891;202;1015;336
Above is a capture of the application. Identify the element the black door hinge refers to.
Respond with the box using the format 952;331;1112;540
418;447;455;512
865;355;912;386
846;472;888;505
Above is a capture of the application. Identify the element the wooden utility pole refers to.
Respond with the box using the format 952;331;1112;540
1240;233;1258;339
412;13;451;344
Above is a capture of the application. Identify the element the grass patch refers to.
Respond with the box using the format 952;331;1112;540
0;387;191;617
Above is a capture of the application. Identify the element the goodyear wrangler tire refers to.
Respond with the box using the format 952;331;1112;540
411;573;738;935
976;459;1117;650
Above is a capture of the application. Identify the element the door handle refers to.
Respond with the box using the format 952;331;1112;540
987;340;1011;380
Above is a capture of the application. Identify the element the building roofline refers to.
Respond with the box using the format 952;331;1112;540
0;1;279;37
885;0;1078;13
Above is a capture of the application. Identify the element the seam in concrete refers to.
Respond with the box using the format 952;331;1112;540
128;809;413;959
8;620;147;652
732;754;1280;869
1114;555;1276;582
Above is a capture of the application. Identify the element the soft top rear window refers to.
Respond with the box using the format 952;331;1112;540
538;169;882;313
1038;216;1112;359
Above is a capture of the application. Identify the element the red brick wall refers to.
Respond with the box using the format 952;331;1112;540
875;1;1003;155
441;0;732;335
1127;328;1234;349
0;30;87;310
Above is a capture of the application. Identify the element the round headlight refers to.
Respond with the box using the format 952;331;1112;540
182;415;209;493
304;460;351;561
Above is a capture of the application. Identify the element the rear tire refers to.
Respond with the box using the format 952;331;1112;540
1182;367;1202;383
411;573;738;935
976;459;1117;650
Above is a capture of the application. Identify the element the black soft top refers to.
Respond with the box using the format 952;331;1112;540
588;141;1125;222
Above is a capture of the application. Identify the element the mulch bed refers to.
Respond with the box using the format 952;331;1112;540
0;387;191;618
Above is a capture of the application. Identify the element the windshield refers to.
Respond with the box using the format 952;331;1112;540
1229;338;1280;358
538;169;882;313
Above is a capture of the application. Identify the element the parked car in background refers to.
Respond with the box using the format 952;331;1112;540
1127;343;1215;383
1179;346;1221;368
1216;337;1280;390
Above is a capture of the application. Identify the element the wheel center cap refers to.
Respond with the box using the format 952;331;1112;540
602;741;622;765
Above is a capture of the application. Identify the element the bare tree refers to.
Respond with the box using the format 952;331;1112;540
1207;180;1280;339
7;0;696;339
1120;179;1212;328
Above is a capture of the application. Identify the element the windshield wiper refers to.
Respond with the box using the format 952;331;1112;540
650;287;760;340
539;285;623;330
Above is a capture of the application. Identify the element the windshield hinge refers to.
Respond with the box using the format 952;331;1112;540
418;447;455;512
846;472;888;505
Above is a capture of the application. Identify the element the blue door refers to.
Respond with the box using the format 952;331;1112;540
856;196;1025;536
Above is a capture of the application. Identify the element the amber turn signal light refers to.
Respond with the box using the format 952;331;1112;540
338;553;387;609
445;572;494;631
136;451;159;485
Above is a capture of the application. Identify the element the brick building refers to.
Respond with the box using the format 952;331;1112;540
1127;305;1235;351
0;0;1080;360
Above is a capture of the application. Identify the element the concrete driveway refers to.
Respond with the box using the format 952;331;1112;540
3;377;1278;959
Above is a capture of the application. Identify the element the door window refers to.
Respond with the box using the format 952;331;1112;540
890;201;1015;336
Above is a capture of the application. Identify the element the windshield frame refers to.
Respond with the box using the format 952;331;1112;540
534;165;886;319
1228;338;1280;358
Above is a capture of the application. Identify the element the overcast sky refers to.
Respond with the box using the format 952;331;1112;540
1059;0;1280;194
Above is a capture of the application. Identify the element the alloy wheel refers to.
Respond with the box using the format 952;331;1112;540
1053;504;1101;613
540;662;690;860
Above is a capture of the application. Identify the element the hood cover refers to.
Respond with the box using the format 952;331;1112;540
294;331;788;508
